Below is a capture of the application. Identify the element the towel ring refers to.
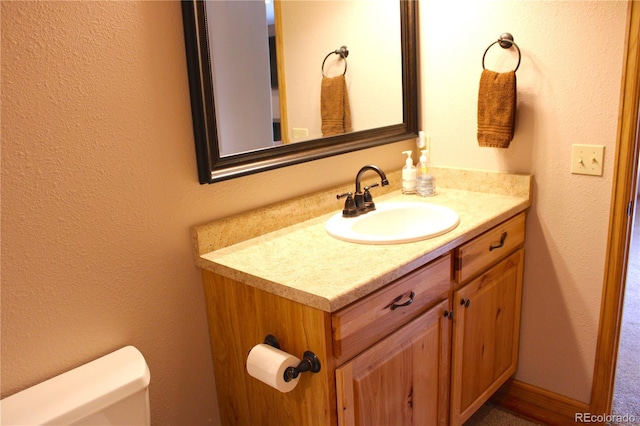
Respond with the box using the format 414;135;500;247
322;46;349;77
482;33;521;72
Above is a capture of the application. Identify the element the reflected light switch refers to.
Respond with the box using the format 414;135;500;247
571;144;605;176
293;128;308;139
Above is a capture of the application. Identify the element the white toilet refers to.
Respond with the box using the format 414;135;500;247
0;346;151;425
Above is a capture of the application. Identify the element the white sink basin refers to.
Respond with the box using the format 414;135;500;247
325;201;460;244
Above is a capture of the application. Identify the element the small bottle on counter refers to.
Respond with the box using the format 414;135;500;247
401;150;417;194
416;150;436;197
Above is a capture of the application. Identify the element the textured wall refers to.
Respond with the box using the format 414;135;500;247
0;0;629;424
0;2;410;424
419;1;627;403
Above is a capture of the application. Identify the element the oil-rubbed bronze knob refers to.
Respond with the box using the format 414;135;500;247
460;298;471;308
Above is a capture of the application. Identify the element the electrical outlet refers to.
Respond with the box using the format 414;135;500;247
571;144;605;176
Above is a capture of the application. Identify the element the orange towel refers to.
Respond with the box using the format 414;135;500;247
477;70;516;148
321;74;352;137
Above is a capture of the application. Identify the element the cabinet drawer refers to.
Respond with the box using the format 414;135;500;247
332;254;451;364
454;212;525;284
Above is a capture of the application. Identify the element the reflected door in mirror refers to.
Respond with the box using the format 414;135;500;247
207;1;277;156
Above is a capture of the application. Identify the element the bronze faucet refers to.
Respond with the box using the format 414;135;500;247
337;165;389;217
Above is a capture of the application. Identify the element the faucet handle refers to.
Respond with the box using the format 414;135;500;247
337;192;359;217
363;184;379;211
364;183;379;191
363;184;378;202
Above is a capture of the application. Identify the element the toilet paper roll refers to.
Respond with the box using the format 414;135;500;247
246;344;301;393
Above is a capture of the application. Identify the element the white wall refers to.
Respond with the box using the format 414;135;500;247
281;0;403;141
420;0;627;403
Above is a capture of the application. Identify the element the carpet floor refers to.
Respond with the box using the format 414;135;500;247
611;198;640;424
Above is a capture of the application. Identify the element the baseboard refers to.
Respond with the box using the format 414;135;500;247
491;379;590;425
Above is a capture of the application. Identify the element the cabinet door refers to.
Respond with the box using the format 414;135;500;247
450;249;524;426
336;299;451;426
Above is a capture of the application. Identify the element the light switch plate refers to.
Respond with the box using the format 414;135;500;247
292;128;308;139
571;144;605;176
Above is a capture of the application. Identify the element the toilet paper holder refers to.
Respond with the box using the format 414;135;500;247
263;334;321;382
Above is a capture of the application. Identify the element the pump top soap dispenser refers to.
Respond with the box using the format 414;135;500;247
401;150;416;194
416;150;436;197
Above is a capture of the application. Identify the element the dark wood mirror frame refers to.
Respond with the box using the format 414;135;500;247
181;0;418;184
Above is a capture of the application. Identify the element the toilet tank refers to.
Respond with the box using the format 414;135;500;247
0;346;151;426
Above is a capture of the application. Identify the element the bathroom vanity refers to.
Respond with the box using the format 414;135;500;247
192;167;531;426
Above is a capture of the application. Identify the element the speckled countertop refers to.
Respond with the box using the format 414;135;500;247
193;167;532;312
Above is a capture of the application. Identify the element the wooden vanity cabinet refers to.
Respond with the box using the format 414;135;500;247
201;253;452;426
201;272;337;426
335;298;452;426
450;213;526;426
334;255;452;426
200;212;526;426
331;254;452;364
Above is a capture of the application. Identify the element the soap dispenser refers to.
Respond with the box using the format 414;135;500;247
401;150;417;194
416;150;436;197
417;131;426;149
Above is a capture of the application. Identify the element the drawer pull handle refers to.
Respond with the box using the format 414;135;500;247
489;231;508;251
460;298;471;308
390;291;415;310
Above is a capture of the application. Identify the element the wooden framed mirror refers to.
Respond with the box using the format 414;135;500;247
181;0;418;184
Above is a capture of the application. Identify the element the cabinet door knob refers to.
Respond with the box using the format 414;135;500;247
489;231;508;251
390;291;415;310
460;298;471;308
444;310;454;320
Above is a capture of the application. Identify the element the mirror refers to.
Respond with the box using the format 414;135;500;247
181;0;418;184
